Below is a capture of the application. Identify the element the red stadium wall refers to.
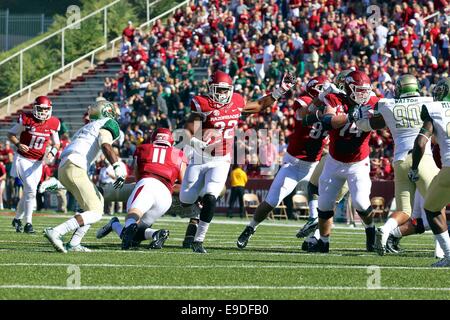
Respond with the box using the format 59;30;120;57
215;179;395;212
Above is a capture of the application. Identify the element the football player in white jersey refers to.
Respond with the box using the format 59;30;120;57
43;100;127;253
409;78;450;267
353;74;439;255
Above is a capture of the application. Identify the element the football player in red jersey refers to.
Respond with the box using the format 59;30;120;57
180;70;296;253
96;128;187;250
8;96;60;233
309;70;379;253
236;76;331;249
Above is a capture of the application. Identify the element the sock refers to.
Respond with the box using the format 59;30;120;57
308;200;318;219
15;197;24;219
144;228;158;240
24;190;35;225
313;228;320;239
125;218;137;228
248;218;260;230
435;238;444;259
321;236;329;243
69;225;91;246
53;217;80;236
434;230;450;259
381;218;398;243
112;221;123;237
391;227;403;238
194;220;210;242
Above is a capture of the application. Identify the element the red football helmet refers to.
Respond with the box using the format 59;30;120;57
151;128;174;147
344;70;372;105
305;75;330;98
33;96;52;121
208;70;233;105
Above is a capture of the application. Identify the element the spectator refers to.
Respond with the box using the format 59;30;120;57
227;164;248;218
122;21;135;43
0;160;5;210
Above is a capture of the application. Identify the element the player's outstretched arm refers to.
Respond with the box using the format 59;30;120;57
409;106;434;182
243;72;297;114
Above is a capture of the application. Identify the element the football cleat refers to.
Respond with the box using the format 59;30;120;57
23;223;35;234
374;228;386;256
149;229;170;249
386;234;402;254
96;216;119;239
121;223;138;250
192;241;207;254
43;228;67;253
65;243;92;252
306;238;329;253
12;218;23;233
236;226;255;249
365;226;376;252
431;257;450;268
301;236;319;252
296;217;318;238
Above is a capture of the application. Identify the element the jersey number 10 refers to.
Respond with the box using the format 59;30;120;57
28;135;46;150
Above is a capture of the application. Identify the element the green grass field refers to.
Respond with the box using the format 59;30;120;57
0;211;449;300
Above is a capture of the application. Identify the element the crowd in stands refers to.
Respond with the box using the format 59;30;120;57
1;0;449;211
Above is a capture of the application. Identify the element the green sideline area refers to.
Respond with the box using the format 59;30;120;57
0;212;448;300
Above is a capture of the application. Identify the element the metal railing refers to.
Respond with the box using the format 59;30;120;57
0;0;189;115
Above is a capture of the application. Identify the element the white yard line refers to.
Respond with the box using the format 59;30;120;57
0;239;435;248
0;262;446;270
0;284;449;291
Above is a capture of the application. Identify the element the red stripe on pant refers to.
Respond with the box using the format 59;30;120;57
130;185;145;206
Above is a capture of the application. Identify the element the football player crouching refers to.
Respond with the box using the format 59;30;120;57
96;128;187;250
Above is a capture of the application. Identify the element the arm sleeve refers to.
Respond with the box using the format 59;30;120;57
51;130;60;145
8;123;25;136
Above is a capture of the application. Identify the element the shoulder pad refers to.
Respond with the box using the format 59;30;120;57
102;119;120;141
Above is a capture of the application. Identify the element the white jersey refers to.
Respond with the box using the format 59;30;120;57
423;101;450;167
60;118;120;170
377;96;433;162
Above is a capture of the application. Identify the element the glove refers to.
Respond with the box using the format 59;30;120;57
190;136;209;152
318;83;346;101
112;162;127;189
408;168;419;183
271;72;297;100
348;105;373;123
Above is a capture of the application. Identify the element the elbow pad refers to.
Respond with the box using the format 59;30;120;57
321;114;333;130
355;118;373;132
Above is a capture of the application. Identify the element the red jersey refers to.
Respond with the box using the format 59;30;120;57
190;93;245;157
0;147;13;164
134;143;186;194
287;94;328;162
17;113;60;161
0;162;6;177
324;93;379;163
